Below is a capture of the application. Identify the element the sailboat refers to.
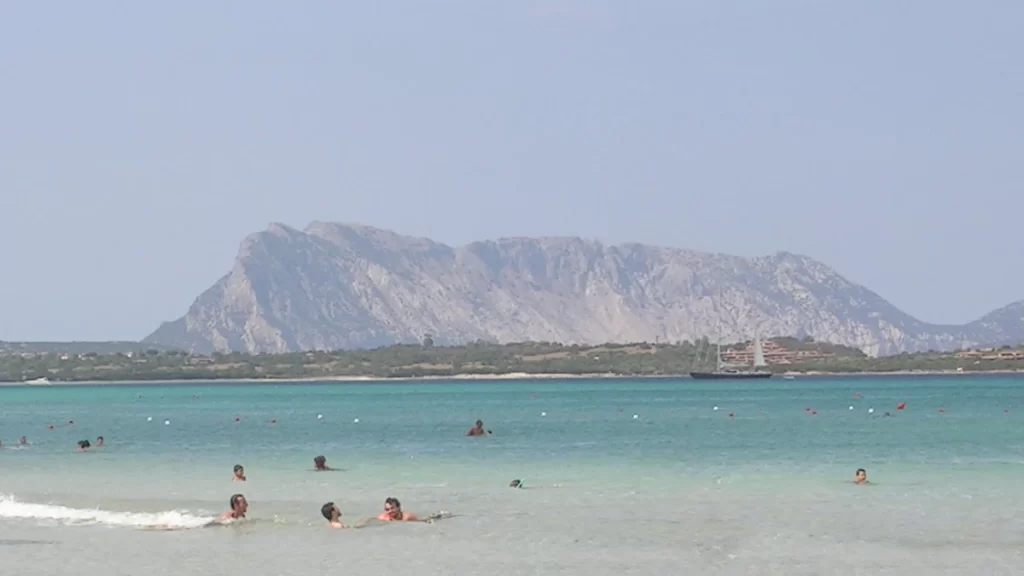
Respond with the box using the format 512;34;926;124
689;336;773;380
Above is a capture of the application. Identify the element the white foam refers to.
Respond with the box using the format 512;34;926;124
0;494;215;530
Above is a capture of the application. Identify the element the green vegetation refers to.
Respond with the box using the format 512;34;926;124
0;337;1021;382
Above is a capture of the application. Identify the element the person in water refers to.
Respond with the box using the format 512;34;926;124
221;494;248;520
76;439;91;452
313;455;331;471
509;479;561;489
96;436;104;447
377;497;424;522
466;419;491;436
321;502;347;529
232;464;246;482
854;468;869;484
19;436;28;445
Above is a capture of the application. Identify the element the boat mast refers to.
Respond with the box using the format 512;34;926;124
752;335;766;369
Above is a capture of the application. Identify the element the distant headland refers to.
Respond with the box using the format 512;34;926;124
1;337;1022;383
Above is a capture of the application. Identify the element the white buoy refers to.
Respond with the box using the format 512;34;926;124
317;414;323;420
633;414;639;420
541;411;547;417
353;418;359;423
713;406;719;411
164;420;170;425
849;406;854;410
868;408;874;414
147;417;152;422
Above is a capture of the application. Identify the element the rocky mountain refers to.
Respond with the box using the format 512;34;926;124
143;222;1024;356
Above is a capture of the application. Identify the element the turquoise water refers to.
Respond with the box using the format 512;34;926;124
2;375;1024;575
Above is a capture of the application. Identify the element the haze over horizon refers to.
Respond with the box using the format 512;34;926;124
2;1;1022;341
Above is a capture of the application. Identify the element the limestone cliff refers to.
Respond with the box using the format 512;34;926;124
143;222;1024;355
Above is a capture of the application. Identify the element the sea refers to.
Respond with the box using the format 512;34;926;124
1;375;1023;575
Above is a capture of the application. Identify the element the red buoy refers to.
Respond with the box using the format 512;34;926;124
896;402;906;410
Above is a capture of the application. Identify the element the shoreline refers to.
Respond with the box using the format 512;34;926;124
2;368;1023;386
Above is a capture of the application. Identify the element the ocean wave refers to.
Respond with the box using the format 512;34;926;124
0;494;217;530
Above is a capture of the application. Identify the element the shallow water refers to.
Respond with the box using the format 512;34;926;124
2;375;1023;575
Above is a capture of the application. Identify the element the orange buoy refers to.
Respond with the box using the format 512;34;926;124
896;402;906;410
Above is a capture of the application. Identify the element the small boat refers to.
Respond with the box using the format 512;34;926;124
25;377;52;385
690;336;773;380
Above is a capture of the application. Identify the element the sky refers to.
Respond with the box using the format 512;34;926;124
1;1;1022;341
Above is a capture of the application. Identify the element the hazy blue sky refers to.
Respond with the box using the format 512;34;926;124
1;1;1022;341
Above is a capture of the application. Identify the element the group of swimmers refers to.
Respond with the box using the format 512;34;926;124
217;420;532;529
222;456;437;529
8;417;870;529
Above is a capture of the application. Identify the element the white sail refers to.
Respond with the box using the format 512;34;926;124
752;336;766;368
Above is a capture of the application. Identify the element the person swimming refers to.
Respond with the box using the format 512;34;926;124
76;439;91;452
466;419;491;437
221;494;248;520
853;468;869;484
232;464;246;482
96;436;104;447
313;455;331;471
18;436;28;446
321;502;347;529
377;497;425;522
509;479;562;489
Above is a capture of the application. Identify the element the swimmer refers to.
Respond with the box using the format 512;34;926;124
853;468;869;485
19;436;28;446
221;494;248;520
509;479;562;489
377;497;425;522
466;419;492;437
76;439;91;452
313;455;331;471
321;502;347;529
232;464;246;482
96;436;104;447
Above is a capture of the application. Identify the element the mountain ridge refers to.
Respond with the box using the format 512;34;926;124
143;222;1024;356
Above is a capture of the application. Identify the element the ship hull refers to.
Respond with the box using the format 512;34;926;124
689;371;773;380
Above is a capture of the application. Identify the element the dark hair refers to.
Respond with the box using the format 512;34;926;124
321;502;336;520
234;464;244;472
314;455;326;463
96;436;104;441
230;494;245;510
77;440;91;448
510;479;521;487
856;468;866;474
384;497;401;509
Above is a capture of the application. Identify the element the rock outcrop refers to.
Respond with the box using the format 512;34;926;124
143;222;1024;356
